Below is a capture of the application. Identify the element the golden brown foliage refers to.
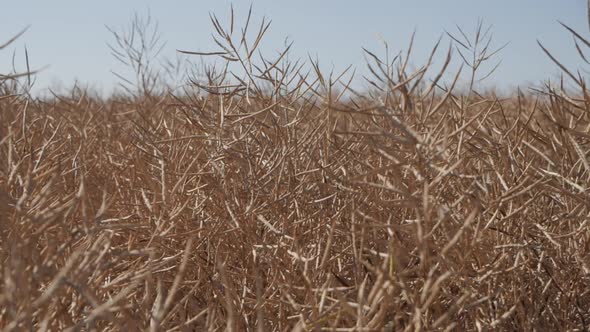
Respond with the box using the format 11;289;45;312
1;9;590;331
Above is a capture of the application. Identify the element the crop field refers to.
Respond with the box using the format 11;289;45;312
0;7;589;332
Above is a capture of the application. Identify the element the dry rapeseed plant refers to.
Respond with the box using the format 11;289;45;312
0;7;590;332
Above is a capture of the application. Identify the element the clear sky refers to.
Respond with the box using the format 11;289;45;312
0;0;588;95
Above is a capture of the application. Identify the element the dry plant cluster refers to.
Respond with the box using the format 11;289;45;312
0;7;590;331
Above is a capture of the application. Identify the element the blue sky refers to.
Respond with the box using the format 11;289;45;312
0;0;588;95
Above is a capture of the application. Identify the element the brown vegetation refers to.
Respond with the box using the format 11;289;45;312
0;8;589;331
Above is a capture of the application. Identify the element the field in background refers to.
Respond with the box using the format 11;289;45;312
1;8;590;331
